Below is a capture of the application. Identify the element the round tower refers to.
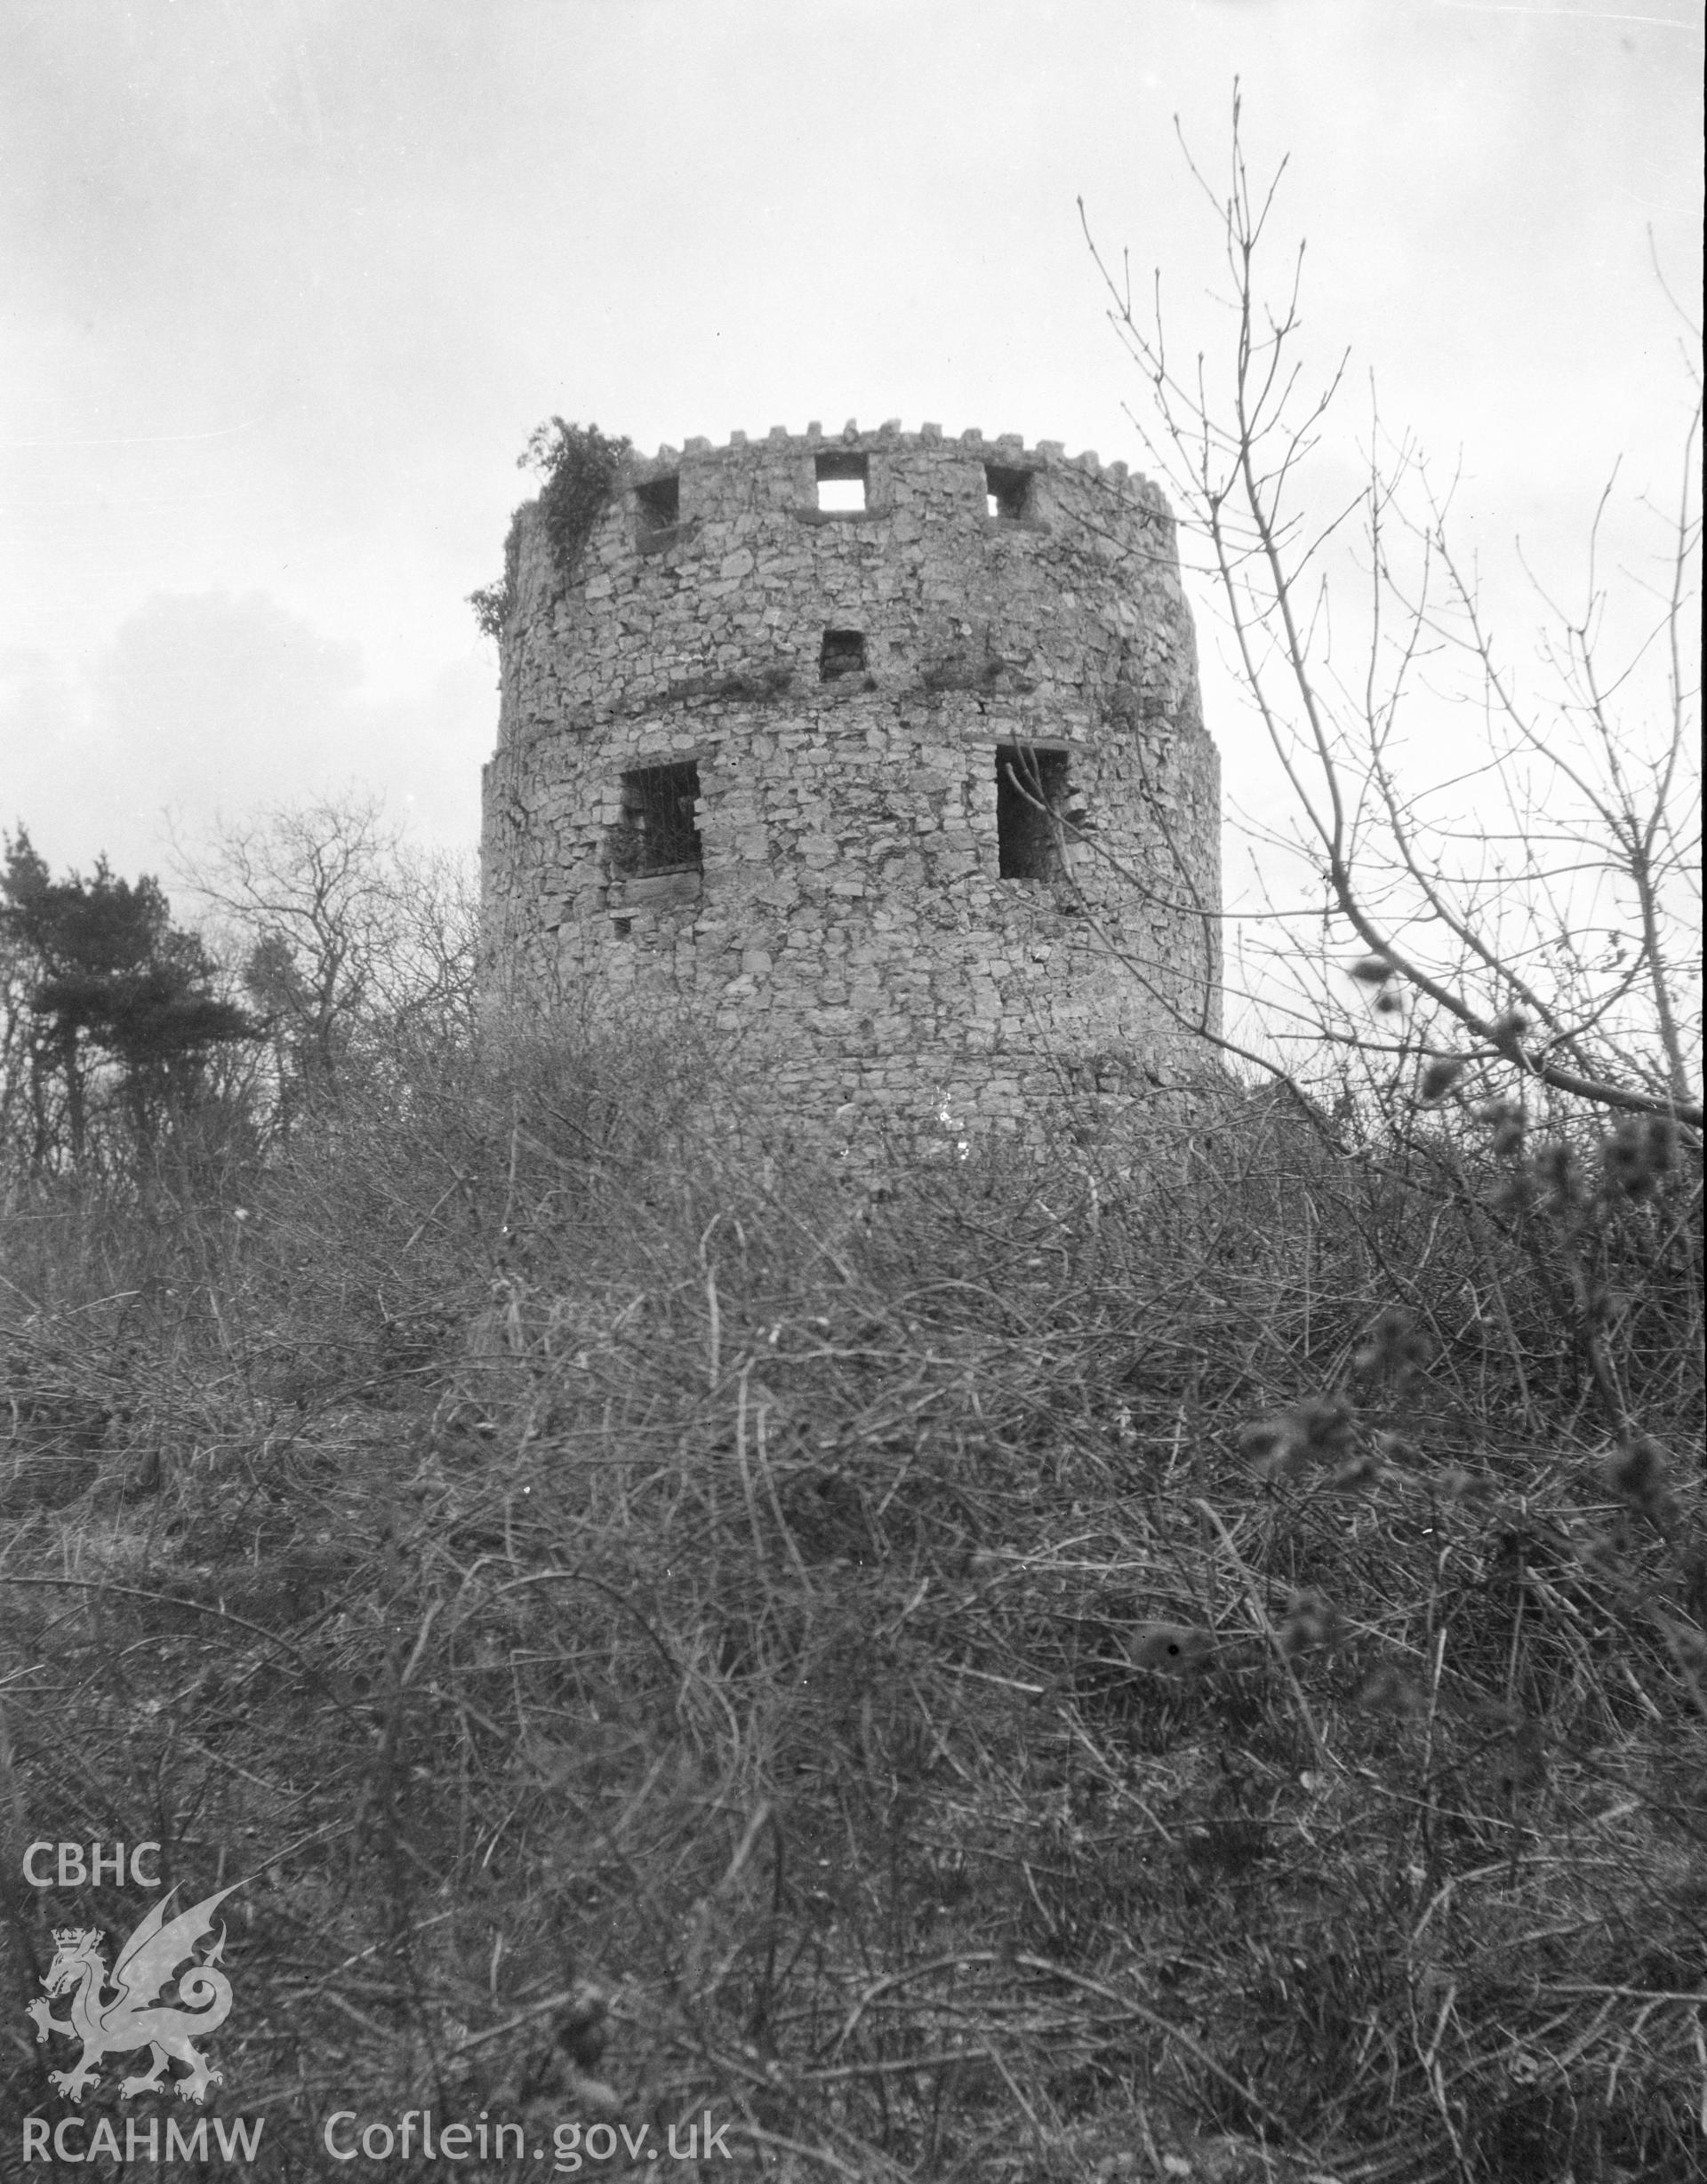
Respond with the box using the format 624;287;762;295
479;419;1220;1133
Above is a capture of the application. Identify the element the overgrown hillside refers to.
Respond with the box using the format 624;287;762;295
2;1027;1701;2182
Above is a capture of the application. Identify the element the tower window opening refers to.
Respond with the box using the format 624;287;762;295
985;464;1033;521
997;745;1070;879
820;630;868;682
635;475;680;533
612;762;702;876
815;452;868;513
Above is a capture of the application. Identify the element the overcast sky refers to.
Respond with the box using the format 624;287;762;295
2;0;1700;896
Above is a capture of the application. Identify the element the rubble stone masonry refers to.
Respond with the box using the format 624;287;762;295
479;420;1221;1134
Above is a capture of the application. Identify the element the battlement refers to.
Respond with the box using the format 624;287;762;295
630;420;1142;484
479;415;1221;1144
607;421;1170;545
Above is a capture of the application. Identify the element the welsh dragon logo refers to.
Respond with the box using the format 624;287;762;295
27;1884;239;2105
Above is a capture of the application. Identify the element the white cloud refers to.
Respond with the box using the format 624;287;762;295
2;593;489;884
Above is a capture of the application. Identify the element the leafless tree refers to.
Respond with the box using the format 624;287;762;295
176;793;478;1132
1078;91;1701;1137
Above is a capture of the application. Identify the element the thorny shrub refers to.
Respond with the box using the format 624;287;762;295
0;1024;1700;2182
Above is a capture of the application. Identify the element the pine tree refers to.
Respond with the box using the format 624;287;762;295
0;829;255;1170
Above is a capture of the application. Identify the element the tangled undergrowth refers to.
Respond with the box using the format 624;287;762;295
1;1027;1701;2181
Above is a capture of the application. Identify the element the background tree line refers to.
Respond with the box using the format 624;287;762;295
0;794;477;1185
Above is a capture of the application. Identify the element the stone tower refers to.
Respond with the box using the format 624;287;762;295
479;420;1219;1134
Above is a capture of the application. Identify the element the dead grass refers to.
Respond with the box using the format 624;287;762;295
1;1028;1701;2181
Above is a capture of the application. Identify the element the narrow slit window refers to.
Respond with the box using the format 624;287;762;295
820;630;867;682
985;464;1032;521
815;452;868;513
612;761;702;876
996;745;1070;878
635;475;680;533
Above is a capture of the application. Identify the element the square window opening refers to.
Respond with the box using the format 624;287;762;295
986;464;1033;521
612;761;702;876
635;475;680;532
815;451;869;513
820;630;868;682
997;745;1070;879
